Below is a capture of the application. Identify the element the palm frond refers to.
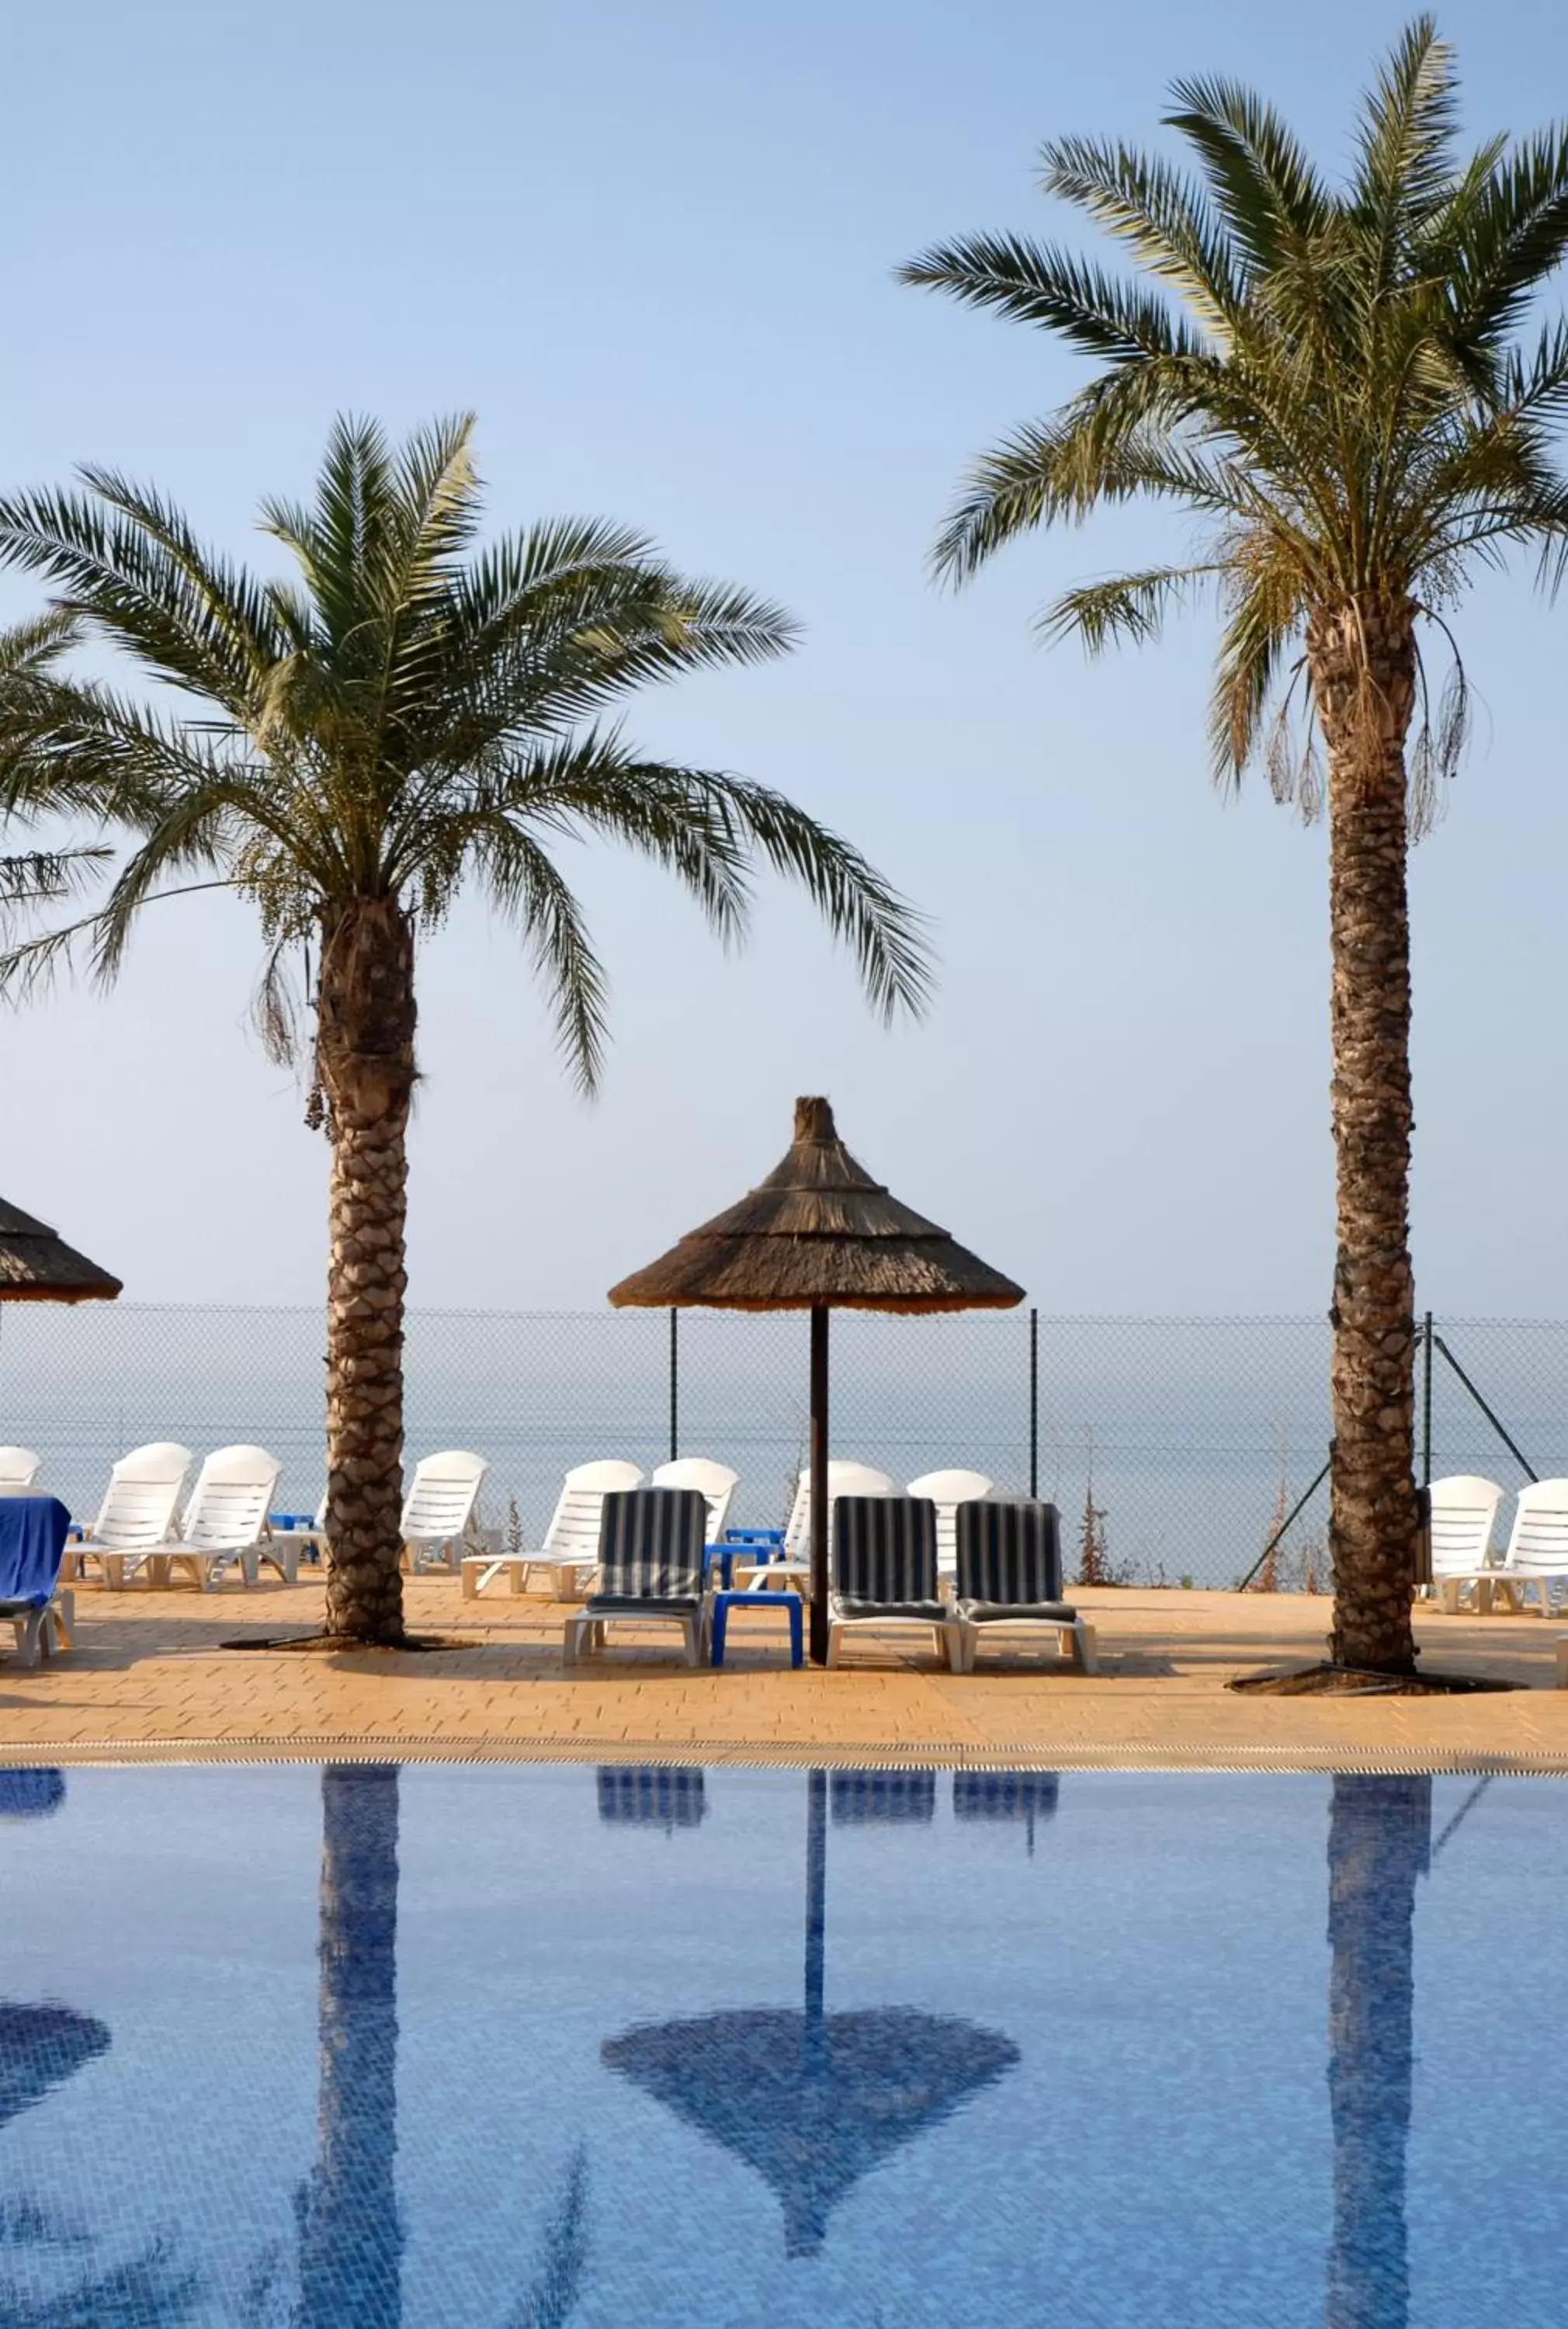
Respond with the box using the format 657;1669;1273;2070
1164;72;1331;272
1041;136;1246;335
696;776;934;1024
470;823;611;1095
0;845;112;930
1042;562;1220;651
0;473;279;712
1352;15;1459;248
899;234;1202;362
1445;126;1568;345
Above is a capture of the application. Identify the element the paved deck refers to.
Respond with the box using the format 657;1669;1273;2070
5;1577;1568;1772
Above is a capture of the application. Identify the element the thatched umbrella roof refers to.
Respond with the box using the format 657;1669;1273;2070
608;1095;1023;1314
0;1193;121;1303
609;1098;1022;1665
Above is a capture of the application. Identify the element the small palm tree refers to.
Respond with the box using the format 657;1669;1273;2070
0;415;930;1644
900;19;1568;1671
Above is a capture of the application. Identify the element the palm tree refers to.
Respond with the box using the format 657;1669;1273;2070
900;19;1568;1671
0;415;931;1644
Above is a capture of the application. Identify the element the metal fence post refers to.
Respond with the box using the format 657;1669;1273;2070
1029;1307;1039;1500
1421;1310;1433;1487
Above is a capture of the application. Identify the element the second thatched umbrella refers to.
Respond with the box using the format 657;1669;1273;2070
0;1193;120;1303
609;1095;1024;1663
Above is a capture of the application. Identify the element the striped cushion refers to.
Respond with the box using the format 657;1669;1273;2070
832;1497;938;1605
595;1488;708;1600
955;1499;1062;1606
961;1601;1079;1623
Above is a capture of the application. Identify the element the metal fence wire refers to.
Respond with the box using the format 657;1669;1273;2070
0;1304;1560;1589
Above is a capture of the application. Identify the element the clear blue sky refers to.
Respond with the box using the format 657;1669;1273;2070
1;0;1563;1314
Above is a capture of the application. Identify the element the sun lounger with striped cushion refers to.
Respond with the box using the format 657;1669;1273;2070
953;1500;1098;1673
826;1495;963;1670
563;1487;709;1668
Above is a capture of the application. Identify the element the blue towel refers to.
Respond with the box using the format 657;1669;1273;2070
0;1498;71;1608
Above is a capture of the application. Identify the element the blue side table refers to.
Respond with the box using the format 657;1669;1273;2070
709;1588;803;1669
702;1545;739;1590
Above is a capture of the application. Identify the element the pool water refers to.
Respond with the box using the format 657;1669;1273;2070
0;1763;1560;2327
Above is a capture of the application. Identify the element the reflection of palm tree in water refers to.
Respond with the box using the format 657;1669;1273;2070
295;1764;404;2329
1325;1775;1431;2329
291;1764;589;2329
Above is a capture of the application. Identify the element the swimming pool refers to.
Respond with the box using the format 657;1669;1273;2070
0;1763;1559;2327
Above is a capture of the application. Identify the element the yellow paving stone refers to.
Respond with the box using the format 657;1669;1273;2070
2;1574;1567;1768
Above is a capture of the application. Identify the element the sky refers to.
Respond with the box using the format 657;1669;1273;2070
1;0;1565;1316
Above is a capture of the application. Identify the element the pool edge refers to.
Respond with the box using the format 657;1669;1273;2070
2;1736;1566;1774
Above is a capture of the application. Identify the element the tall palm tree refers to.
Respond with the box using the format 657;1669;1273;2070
0;415;930;1644
900;19;1568;1671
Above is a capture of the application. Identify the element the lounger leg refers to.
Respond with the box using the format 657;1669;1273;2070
710;1602;727;1668
1076;1620;1099;1675
101;1553;126;1591
942;1625;964;1674
49;1592;74;1654
826;1623;841;1669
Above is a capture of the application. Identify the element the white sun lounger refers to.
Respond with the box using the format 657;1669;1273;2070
134;1445;286;1590
651;1457;738;1549
906;1468;994;1589
400;1449;490;1572
1488;1479;1568;1616
63;1442;193;1588
462;1460;642;1598
1424;1474;1507;1612
735;1462;892;1592
0;1447;43;1494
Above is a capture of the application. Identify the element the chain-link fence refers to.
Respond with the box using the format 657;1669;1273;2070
0;1304;1561;1587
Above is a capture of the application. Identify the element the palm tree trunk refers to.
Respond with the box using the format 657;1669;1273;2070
1308;595;1421;1675
317;896;416;1647
1324;1773;1430;2329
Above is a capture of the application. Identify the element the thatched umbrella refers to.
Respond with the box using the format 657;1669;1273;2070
609;1095;1023;1662
0;1193;121;1303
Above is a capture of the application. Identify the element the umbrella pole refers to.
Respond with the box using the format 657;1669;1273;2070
809;1303;829;1665
804;1768;827;2057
